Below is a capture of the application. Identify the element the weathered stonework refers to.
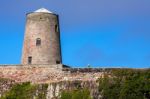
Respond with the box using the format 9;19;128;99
0;65;64;83
0;65;103;83
0;78;15;97
1;64;122;99
0;65;103;98
46;81;101;99
22;11;62;65
0;78;101;99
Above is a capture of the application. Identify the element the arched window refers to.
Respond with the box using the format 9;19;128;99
36;38;41;46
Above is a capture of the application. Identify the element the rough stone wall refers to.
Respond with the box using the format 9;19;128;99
0;65;64;83
0;65;104;98
0;78;15;97
0;80;101;99
46;81;101;99
22;12;62;65
0;65;103;83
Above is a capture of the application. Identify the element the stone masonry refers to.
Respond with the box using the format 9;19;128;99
0;65;104;83
22;8;62;65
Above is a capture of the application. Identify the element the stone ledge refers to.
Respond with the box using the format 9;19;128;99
0;64;63;70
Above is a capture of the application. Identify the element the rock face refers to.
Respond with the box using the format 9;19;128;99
0;66;104;98
0;80;100;99
0;78;15;97
46;81;100;99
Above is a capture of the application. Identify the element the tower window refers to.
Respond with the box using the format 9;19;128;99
28;57;32;64
56;60;60;64
55;25;59;32
36;38;41;46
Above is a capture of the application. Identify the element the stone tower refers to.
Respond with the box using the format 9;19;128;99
21;8;62;65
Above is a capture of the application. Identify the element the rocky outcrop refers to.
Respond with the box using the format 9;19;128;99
0;66;104;98
0;78;15;97
46;81;101;99
0;80;101;99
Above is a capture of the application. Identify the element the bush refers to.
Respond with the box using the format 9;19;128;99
98;69;150;99
1;82;48;99
61;88;91;99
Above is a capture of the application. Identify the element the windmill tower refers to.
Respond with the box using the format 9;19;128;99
21;8;62;65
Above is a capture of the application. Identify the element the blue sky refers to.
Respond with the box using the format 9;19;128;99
0;0;150;68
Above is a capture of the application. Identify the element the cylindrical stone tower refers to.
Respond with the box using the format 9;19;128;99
21;8;62;65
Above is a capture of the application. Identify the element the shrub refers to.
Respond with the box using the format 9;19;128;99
1;82;48;99
98;69;150;99
61;88;91;99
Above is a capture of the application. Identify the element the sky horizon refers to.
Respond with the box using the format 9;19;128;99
0;0;150;68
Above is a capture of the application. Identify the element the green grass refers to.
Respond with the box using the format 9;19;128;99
1;82;48;99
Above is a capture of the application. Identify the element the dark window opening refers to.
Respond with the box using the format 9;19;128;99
28;57;32;64
56;60;60;64
55;25;59;32
36;38;41;46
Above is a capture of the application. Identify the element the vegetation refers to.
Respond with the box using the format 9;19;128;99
1;80;91;99
1;82;48;99
61;88;91;99
1;69;150;99
98;69;150;99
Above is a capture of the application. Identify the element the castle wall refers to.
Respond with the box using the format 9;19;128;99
0;65;104;83
0;64;64;83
